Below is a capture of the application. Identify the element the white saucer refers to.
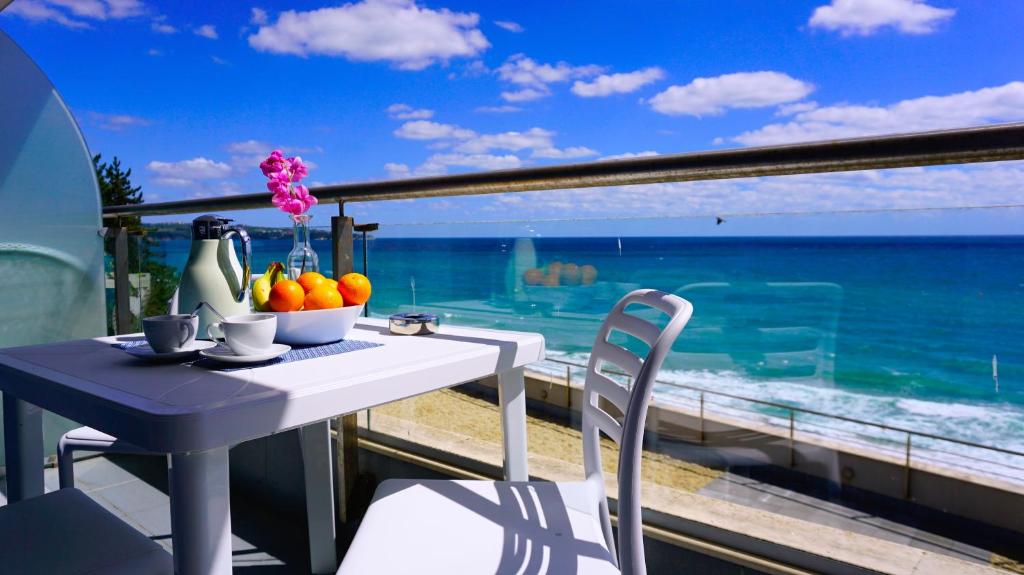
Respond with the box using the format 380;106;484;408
199;343;291;364
125;340;218;361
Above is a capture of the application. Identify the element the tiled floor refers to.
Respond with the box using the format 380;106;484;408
0;454;314;573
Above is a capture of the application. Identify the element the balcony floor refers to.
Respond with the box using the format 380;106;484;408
0;454;314;573
0;450;1017;574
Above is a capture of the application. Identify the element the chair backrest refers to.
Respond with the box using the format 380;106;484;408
581;289;693;575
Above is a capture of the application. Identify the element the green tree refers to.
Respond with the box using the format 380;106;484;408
94;154;180;327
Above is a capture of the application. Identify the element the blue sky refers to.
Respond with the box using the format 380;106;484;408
3;0;1023;234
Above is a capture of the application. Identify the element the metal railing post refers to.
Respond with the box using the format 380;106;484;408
789;411;796;467
109;226;132;334
904;433;913;499
565;365;572;410
699;392;705;444
331;204;360;526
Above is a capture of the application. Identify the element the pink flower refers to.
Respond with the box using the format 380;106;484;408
267;179;288;195
288;157;308;182
260;150;288;177
271;190;291;207
283;198;306;215
262;149;318;216
294;184;318;211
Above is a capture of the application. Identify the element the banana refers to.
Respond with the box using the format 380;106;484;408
253;262;285;311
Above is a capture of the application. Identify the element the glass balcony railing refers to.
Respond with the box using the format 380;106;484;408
133;195;1024;570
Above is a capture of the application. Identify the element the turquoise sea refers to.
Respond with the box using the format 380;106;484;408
156;236;1024;481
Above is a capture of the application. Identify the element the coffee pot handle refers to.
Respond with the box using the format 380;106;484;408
222;227;251;303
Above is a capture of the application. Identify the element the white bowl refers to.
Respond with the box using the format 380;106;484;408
268;304;364;345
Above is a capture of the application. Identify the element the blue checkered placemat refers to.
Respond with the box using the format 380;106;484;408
114;339;383;371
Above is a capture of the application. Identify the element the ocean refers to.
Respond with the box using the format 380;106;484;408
154;235;1024;482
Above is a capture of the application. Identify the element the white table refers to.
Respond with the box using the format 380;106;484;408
0;318;545;574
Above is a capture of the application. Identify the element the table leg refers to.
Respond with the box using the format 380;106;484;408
498;367;529;481
169;447;232;575
299;420;337;574
2;395;44;502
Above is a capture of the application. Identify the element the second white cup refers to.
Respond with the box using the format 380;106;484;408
207;313;277;356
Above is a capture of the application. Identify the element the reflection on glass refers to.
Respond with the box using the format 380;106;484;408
141;208;1024;562
0;30;107;463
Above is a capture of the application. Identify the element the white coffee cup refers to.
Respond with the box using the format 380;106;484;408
207;313;277;356
143;314;198;353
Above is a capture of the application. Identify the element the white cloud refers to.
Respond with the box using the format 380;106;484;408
600;151;660;161
147;157;232;187
211;56;229;65
384;162;412;178
500;88;549;103
387;103;434;120
809;0;954;36
224;140;322;171
151;15;176;34
649;71;814;116
475;105;522;114
532;146;599;159
494;20;523;32
392;120;597;174
104;0;144;18
419;153;522;174
88;112;151;131
250;7;268;25
226;140;271;154
247;0;489;70
455;127;552;154
147;48;162;56
194;24;218;39
4;0;144;28
733;81;1024;146
571;67;665;97
496;53;603;101
776;101;819;116
449;127;597;159
395;120;476;140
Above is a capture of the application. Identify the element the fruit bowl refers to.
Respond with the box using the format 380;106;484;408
268;304;364;345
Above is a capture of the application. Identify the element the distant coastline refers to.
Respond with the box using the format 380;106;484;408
143;222;333;241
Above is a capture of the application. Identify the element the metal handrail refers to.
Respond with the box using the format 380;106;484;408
543;357;1024;461
102;123;1024;218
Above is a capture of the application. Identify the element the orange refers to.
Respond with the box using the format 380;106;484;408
561;263;581;286
297;271;327;294
580;264;598;285
324;278;338;291
338;273;372;306
523;268;544;286
269;279;305;312
304;286;344;310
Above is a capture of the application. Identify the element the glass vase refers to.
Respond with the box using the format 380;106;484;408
287;214;319;279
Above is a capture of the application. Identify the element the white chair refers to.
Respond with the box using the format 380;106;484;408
0;488;172;574
338;289;693;575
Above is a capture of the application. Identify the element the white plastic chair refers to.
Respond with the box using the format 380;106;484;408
0;488;172;574
337;289;693;575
